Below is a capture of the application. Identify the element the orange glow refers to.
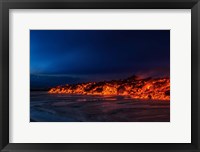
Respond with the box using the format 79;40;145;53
48;76;170;101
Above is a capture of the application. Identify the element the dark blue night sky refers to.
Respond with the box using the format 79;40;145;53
30;30;170;89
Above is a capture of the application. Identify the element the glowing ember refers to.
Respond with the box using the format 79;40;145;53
48;76;170;101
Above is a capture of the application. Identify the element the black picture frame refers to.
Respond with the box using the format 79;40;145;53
0;0;200;151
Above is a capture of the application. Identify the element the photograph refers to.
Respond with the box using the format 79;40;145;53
30;30;170;122
2;0;199;151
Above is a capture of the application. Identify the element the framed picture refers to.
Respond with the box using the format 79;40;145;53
0;0;200;151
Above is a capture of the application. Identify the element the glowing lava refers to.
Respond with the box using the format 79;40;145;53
48;76;170;101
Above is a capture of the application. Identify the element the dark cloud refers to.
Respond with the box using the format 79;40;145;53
30;30;170;88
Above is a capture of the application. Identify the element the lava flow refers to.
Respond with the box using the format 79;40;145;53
48;75;170;101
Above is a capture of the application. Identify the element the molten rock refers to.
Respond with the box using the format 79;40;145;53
48;76;170;101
